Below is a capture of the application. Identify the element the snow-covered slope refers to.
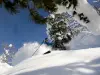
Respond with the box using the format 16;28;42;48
12;42;51;66
57;0;100;35
0;62;12;74
70;31;100;49
12;32;100;66
3;48;100;75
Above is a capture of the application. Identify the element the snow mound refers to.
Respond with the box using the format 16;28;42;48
0;62;12;74
12;42;51;66
70;31;100;49
3;48;100;75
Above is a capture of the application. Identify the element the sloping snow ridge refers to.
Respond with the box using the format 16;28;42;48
3;48;100;75
57;0;100;35
0;62;12;74
12;42;51;66
70;31;100;50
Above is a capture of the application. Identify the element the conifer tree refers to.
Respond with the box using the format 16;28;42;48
47;14;72;50
0;0;78;24
0;44;16;64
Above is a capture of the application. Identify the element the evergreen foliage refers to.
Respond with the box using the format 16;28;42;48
0;0;91;50
47;14;72;50
0;44;16;64
0;0;79;24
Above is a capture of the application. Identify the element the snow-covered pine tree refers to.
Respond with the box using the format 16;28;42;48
47;12;89;50
62;12;88;36
47;13;72;50
0;44;16;64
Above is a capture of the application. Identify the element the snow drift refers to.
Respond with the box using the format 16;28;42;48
0;62;12;74
70;31;100;50
3;47;100;75
12;42;51;66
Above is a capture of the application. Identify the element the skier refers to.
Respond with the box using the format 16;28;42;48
43;38;53;55
32;38;53;56
43;38;53;46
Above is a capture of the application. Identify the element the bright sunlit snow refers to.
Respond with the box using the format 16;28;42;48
12;42;51;66
70;31;100;49
0;62;12;75
2;47;100;75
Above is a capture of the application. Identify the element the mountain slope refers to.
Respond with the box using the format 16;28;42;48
70;31;100;49
12;42;51;66
3;48;100;75
0;62;12;75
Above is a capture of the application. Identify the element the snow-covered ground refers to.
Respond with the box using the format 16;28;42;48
70;31;100;50
1;31;100;75
12;42;51;66
0;62;12;75
2;47;100;75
